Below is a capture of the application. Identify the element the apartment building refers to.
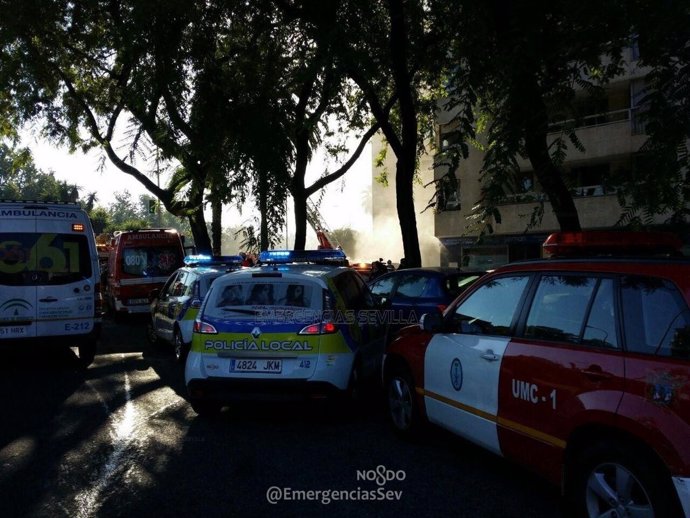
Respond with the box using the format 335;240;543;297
433;45;677;269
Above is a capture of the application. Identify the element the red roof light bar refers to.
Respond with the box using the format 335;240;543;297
543;231;683;257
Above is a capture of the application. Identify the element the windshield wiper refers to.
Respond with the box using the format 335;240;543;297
220;307;263;315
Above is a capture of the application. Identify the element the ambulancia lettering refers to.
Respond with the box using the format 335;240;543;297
0;209;77;219
204;339;312;351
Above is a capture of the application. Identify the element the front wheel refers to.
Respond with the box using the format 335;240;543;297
146;322;159;345
173;329;189;364
386;367;422;438
566;441;680;518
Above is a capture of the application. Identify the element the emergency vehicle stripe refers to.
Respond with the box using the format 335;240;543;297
420;388;566;450
32;316;96;322
496;416;566;450
421;388;495;421
119;277;170;285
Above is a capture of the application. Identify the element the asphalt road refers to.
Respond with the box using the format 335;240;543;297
0;316;562;517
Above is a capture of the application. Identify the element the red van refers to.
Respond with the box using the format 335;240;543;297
106;228;185;316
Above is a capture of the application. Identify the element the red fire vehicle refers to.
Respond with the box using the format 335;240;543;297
106;228;185;316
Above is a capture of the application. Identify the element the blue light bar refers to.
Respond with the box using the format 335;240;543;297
184;254;243;267
259;249;347;265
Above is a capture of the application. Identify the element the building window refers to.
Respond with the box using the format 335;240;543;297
436;174;461;212
440;129;461;151
569;163;616;197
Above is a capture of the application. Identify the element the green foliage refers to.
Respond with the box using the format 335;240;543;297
0;141;80;202
88;206;111;234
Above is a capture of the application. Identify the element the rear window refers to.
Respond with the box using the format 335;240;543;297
0;232;92;285
621;275;690;358
121;246;182;277
204;280;320;319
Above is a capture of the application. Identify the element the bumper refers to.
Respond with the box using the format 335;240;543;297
0;323;101;348
672;477;690;518
187;378;344;402
113;299;150;314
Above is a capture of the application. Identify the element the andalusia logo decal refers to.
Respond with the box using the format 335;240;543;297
0;298;33;319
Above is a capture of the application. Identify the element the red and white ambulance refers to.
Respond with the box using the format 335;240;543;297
106;228;185;316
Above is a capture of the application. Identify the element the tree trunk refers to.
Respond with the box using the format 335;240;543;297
292;188;307;250
396;158;422;267
520;74;581;232
259;168;269;250
389;0;422;267
187;206;212;254
211;197;222;255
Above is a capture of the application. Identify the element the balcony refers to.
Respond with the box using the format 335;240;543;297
516;109;647;170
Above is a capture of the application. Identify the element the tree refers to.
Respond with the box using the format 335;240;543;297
0;140;80;201
88;206;110;234
277;1;448;266
434;1;690;236
612;1;690;226
0;0;286;253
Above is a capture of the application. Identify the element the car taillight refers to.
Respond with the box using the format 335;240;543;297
193;320;217;334
299;322;338;335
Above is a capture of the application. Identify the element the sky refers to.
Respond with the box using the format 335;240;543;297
23;130;375;251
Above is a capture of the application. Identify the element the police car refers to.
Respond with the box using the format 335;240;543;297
148;254;242;362
184;249;385;415
383;231;690;518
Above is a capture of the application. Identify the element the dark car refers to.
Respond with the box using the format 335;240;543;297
368;267;484;343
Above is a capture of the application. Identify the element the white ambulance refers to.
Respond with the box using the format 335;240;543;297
0;201;102;365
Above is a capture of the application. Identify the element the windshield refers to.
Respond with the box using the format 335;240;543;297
0;232;92;286
121;246;182;277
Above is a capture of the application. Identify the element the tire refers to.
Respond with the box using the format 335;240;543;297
386;366;422;438
566;440;681;518
173;329;189;364
190;398;222;417
78;340;97;367
347;359;363;402
146;322;159;346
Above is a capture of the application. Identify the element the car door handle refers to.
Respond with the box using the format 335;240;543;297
481;350;500;362
582;366;612;381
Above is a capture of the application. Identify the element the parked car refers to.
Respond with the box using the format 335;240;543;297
148;254;242;362
368;267;484;345
184;249;386;415
383;231;690;518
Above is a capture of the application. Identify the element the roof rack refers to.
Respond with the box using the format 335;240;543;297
258;249;349;266
1;199;80;206
543;231;683;258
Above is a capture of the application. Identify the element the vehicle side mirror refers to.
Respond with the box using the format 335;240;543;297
148;288;160;303
419;312;443;332
373;294;390;308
